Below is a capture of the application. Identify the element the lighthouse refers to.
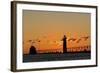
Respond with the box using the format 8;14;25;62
62;35;67;53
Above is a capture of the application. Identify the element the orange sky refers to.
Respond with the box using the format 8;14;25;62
23;10;91;54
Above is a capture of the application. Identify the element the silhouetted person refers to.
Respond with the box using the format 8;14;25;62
62;35;67;53
29;46;37;55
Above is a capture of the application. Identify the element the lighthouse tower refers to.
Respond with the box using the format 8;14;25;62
62;35;67;53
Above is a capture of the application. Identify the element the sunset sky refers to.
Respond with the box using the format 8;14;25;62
23;10;91;54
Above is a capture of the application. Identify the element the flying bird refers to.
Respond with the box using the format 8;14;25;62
76;39;81;43
68;38;76;42
27;40;32;43
27;40;36;44
81;36;90;41
32;41;35;44
36;39;41;42
38;40;41;42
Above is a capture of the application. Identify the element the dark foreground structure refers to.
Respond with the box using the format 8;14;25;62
29;46;37;55
62;35;67;53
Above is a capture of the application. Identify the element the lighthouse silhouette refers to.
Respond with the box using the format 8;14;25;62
62;35;67;53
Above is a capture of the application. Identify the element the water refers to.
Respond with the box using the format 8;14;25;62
23;52;91;62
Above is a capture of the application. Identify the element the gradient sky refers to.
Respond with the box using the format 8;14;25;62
23;10;91;54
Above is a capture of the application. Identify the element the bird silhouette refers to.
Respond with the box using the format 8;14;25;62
28;40;32;42
76;39;81;43
68;38;76;42
81;36;89;41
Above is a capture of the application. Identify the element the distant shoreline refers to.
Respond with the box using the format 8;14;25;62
24;51;91;55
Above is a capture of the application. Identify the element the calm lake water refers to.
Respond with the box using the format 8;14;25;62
23;52;91;62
